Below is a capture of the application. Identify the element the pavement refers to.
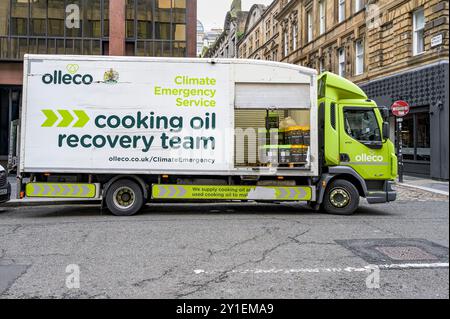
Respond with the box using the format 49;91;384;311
0;186;448;299
398;176;449;196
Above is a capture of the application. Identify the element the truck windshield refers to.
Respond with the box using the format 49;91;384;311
344;108;381;143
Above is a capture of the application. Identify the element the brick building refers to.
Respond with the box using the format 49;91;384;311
237;0;449;180
0;0;197;167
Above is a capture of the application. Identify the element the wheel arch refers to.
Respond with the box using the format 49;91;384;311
329;173;365;197
317;166;368;204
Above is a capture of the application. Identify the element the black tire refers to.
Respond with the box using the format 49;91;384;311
105;179;144;216
323;179;360;215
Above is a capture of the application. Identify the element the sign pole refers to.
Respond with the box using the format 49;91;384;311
397;117;404;183
391;100;410;184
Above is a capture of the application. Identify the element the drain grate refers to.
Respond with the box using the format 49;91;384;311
335;238;449;264
375;246;438;261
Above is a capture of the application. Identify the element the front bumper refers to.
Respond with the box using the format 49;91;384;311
366;181;397;204
0;182;11;203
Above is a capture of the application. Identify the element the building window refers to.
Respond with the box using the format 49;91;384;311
4;0;108;59
307;10;313;42
401;108;430;162
266;20;271;40
0;1;10;36
319;0;326;35
292;24;298;50
255;29;259;48
128;0;188;57
47;1;64;37
283;30;289;56
413;8;425;56
338;47;345;77
355;40;364;75
273;17;277;34
338;0;345;23
354;0;364;13
31;0;47;36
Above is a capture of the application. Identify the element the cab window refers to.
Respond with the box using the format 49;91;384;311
344;108;381;142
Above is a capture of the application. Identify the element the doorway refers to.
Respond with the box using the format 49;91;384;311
400;106;431;177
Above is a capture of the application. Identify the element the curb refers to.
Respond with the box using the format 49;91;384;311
3;199;101;208
397;183;449;196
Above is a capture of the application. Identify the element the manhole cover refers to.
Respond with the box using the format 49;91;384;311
335;238;449;264
375;246;438;261
0;265;29;295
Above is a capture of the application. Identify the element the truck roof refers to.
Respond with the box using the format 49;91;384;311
319;72;368;101
24;54;318;76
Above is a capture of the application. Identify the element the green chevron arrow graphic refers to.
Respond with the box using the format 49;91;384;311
41;110;58;127
41;109;90;128
73;110;90;128
57;110;74;127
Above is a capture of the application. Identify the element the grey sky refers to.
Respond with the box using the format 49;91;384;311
198;0;274;31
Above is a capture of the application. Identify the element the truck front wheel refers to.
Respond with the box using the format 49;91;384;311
105;179;144;216
323;179;360;215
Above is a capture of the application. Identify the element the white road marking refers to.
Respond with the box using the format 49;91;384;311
193;263;449;275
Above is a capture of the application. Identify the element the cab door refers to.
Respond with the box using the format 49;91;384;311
338;106;391;180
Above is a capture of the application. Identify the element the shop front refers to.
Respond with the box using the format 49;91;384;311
360;61;449;180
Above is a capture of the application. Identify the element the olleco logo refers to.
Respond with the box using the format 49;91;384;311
355;154;384;162
42;64;94;85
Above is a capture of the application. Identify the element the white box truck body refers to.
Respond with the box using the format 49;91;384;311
20;55;318;176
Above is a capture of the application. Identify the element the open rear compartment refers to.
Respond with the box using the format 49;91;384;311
235;109;311;170
232;68;318;177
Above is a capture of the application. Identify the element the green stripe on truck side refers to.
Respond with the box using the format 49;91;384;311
26;183;97;198
152;184;313;201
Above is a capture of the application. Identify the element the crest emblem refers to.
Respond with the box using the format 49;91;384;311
103;68;119;84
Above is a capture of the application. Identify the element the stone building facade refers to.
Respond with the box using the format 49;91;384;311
238;1;283;60
204;0;248;58
237;0;449;180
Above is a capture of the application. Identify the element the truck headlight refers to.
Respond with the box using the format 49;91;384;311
388;182;397;191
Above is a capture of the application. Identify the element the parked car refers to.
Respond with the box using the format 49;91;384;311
0;164;11;204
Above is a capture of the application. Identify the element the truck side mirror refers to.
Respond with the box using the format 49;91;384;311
382;122;390;140
380;107;390;121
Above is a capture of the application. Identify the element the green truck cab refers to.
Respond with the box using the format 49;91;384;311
316;72;398;214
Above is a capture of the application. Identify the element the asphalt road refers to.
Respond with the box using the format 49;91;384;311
0;196;448;299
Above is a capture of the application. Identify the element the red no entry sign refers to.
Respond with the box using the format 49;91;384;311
391;100;410;117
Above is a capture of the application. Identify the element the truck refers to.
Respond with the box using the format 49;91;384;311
17;54;397;216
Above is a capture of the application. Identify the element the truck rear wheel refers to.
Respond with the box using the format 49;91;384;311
106;179;144;216
323;179;360;215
